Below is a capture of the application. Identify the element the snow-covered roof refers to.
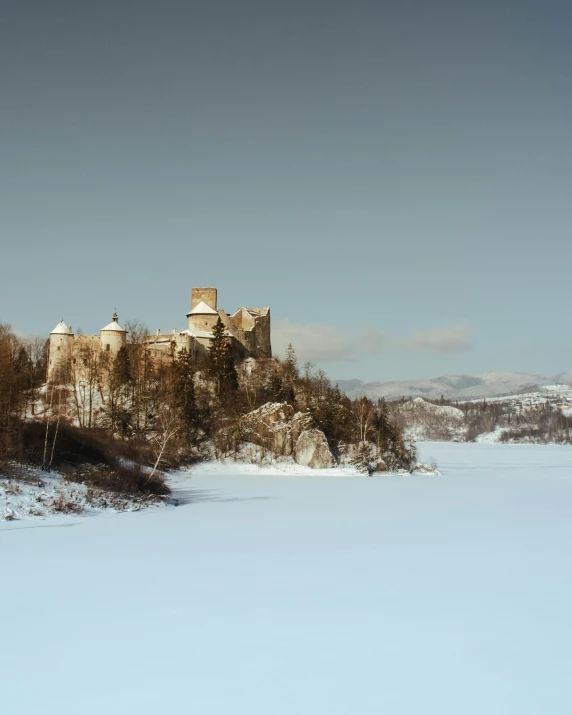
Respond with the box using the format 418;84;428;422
50;320;71;335
101;320;126;332
188;301;218;315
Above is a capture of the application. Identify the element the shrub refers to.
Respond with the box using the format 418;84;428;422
62;463;168;498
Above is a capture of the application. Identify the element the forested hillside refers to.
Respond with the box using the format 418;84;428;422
1;320;416;488
391;392;572;444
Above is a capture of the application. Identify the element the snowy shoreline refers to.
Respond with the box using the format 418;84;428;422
6;440;569;524
0;467;166;523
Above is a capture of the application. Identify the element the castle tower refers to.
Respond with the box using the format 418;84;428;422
190;287;217;312
100;312;127;356
48;320;74;380
187;287;219;332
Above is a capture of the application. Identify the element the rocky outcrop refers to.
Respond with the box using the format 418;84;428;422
241;402;334;469
241;402;296;456
294;429;335;469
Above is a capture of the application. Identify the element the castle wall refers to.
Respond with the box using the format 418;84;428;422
221;308;272;359
48;334;102;380
188;313;219;332
231;309;255;331
193;336;212;351
144;332;206;360
251;309;272;358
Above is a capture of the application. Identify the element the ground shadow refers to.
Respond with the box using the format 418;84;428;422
168;488;276;507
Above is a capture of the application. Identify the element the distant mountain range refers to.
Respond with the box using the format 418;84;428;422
335;371;572;401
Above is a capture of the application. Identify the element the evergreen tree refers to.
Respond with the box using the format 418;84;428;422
208;318;238;399
282;343;298;402
284;344;298;381
171;348;197;438
372;399;392;452
108;346;133;438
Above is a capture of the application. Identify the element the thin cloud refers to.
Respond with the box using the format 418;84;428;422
400;325;472;354
273;319;353;363
356;327;389;356
273;320;472;362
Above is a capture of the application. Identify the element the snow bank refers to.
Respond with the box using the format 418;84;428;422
1;468;164;522
185;457;363;478
475;426;510;443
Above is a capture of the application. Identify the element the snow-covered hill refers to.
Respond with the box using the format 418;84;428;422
393;388;572;444
397;397;466;442
338;371;572;401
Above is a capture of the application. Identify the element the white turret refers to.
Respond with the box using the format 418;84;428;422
187;300;219;332
48;320;74;380
100;312;127;356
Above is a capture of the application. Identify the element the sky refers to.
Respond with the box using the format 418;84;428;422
1;0;571;382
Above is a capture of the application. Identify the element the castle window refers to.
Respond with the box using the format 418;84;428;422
106;344;110;351
57;346;60;351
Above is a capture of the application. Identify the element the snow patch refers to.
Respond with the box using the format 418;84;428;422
1;468;164;521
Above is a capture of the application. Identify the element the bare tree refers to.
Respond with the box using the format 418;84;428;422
354;396;374;442
149;408;180;478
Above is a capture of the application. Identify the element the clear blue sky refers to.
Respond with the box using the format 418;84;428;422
1;0;571;381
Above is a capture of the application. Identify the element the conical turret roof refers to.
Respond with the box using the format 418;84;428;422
101;312;126;332
50;320;71;335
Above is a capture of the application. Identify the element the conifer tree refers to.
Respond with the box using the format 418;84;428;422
171;348;197;440
107;346;133;437
284;344;298;382
208;318;238;398
282;343;298;402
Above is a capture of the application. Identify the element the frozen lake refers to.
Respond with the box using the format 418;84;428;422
2;442;572;714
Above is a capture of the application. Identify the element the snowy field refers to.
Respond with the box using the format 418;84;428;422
2;443;572;714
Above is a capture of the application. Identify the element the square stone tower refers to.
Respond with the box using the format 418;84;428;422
187;287;219;332
190;287;217;312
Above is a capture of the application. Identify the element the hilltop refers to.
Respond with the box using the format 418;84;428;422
337;370;572;401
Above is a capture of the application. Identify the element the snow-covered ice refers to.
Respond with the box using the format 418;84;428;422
2;442;572;714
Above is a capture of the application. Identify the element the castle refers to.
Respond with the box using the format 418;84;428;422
48;287;271;380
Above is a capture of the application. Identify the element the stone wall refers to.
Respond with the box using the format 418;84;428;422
189;313;219;332
219;307;272;359
191;287;217;311
251;309;271;358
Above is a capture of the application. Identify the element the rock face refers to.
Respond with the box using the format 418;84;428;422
242;402;295;455
242;402;334;469
294;429;335;469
